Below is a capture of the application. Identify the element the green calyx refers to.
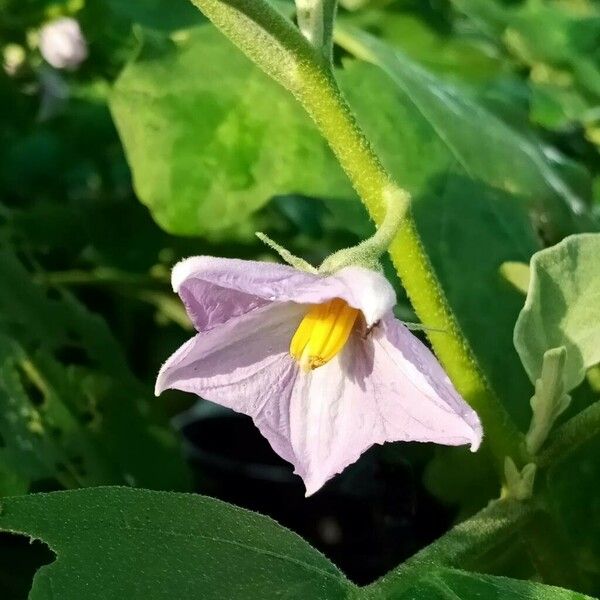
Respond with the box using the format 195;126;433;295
255;232;318;273
319;185;409;273
257;185;409;275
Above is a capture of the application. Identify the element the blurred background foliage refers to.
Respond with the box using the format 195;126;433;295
0;0;599;594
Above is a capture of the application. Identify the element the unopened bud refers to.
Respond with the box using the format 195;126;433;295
39;17;87;70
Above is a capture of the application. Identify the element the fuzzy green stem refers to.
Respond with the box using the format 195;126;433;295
319;184;408;272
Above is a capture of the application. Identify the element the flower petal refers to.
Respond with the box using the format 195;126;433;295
369;316;483;450
173;256;396;332
287;337;380;496
286;317;482;496
155;302;304;465
309;267;396;327
172;257;309;333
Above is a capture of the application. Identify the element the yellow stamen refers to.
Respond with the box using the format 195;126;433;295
290;298;360;370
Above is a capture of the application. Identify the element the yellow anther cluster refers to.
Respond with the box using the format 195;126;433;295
290;298;360;371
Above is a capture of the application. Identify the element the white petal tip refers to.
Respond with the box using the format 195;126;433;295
469;427;484;453
303;483;321;498
171;256;209;292
297;471;325;498
154;370;168;397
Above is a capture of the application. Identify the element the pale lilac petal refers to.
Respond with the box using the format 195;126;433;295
172;256;396;331
155;302;304;465
369;316;482;450
285;317;481;496
309;267;396;327
287;336;380;496
171;257;309;332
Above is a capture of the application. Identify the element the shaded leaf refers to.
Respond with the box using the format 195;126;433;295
0;251;191;494
391;568;593;600
0;487;354;599
545;435;600;592
370;497;595;597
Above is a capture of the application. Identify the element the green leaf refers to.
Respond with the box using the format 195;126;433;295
514;233;600;391
0;487;354;599
335;26;590;235
110;26;352;235
0;251;191;494
526;347;571;455
0;489;592;598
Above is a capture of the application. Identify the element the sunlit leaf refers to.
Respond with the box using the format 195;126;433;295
110;26;352;235
514;233;600;391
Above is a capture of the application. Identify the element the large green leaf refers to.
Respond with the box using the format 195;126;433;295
0;487;354;599
0;489;592;599
110;26;352;236
0;251;190;494
514;233;600;391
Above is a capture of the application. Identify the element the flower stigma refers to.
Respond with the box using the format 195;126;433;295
290;298;360;371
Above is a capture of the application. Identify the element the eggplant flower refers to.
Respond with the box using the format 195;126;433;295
156;257;482;495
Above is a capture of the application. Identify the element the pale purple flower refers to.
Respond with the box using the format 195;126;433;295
39;17;88;70
156;257;482;495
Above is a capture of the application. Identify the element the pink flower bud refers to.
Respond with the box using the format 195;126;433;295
39;17;88;70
